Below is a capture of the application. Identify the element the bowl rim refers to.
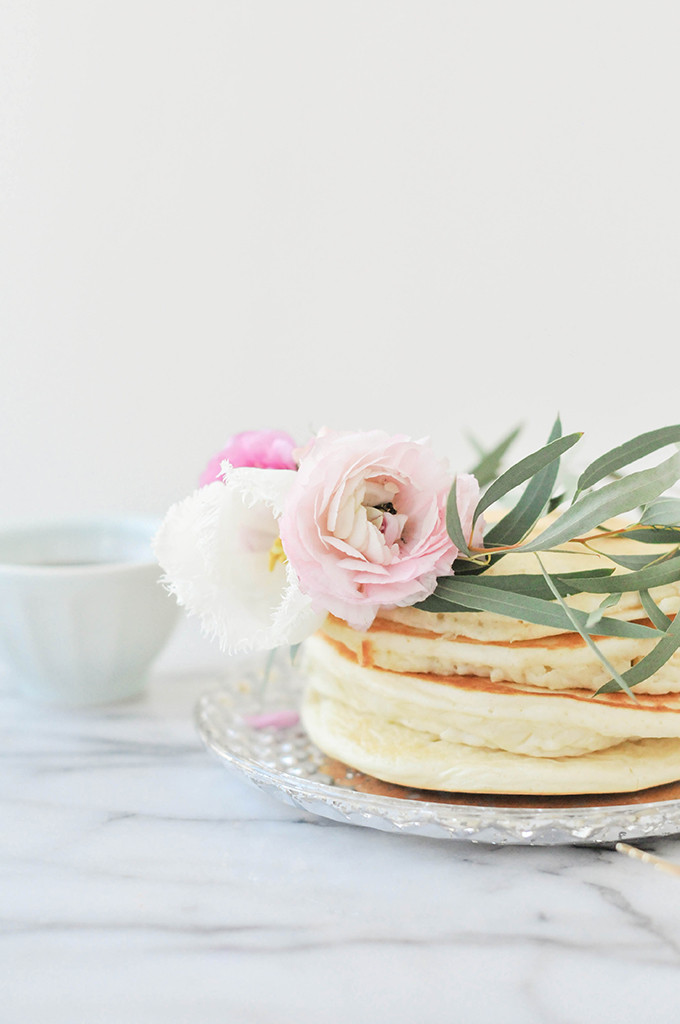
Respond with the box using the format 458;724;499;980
0;515;163;576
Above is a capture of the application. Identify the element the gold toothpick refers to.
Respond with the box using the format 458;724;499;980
616;842;680;878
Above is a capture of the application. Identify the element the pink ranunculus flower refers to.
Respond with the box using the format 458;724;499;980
278;429;482;631
199;429;297;486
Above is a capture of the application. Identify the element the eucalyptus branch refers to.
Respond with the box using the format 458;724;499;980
432;420;680;693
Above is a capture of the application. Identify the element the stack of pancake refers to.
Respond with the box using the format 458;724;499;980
301;525;680;795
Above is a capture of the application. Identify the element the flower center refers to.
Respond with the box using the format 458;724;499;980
268;536;287;572
363;485;407;551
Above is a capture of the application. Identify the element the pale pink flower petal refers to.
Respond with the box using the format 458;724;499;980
279;430;479;631
455;472;486;548
244;710;300;730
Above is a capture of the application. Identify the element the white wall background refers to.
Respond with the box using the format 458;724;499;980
2;1;679;524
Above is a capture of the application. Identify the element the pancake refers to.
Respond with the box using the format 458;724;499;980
322;613;680;695
302;682;680;796
301;633;680;794
299;518;680;794
319;515;680;695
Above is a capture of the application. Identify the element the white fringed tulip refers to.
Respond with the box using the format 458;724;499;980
154;466;324;653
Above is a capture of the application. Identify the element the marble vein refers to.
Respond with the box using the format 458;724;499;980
5;633;680;1023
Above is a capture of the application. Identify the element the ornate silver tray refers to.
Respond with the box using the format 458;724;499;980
195;652;680;846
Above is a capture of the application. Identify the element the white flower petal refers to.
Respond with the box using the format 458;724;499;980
153;468;324;653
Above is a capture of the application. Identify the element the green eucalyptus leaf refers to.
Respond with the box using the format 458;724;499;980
547;492;567;514
473;431;582;526
415;594;468;614
556;567;618;584
450;556;493;575
596;611;680;695
575;425;680;496
555;554;680;595
447;551;510;577
429;577;659;639
535;556;636;698
517;451;680;554
446;477;472;556
433;567;612;602
593;549;679;571
468;425;522;488
466;434;485;458
615;526;680;545
535;560;637;698
585;593;621;631
639;590;672;631
640;497;680;526
484;415;563;548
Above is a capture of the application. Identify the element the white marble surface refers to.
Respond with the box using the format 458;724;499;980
4;620;680;1024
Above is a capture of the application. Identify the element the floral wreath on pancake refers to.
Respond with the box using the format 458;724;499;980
155;420;680;696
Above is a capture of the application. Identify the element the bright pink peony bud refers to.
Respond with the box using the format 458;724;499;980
199;429;297;486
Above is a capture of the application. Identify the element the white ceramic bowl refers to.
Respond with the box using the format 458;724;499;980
0;517;179;706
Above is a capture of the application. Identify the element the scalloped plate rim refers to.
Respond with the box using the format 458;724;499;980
194;661;680;846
